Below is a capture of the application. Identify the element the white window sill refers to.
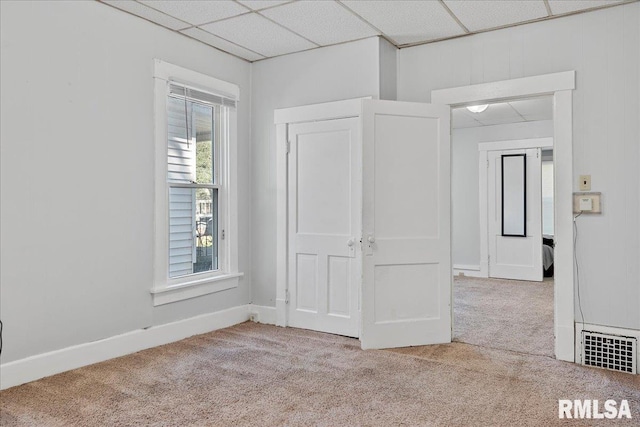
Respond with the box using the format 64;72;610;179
151;272;243;306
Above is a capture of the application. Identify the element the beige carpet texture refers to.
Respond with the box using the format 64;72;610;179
1;278;638;426
453;276;554;357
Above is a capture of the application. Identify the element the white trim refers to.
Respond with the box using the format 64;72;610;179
0;305;253;390
453;265;486;278
275;123;288;327
478;150;490;279
432;71;576;363
478;137;553;152
152;59;241;303
552;89;574;361
152;273;243;306
248;304;277;325
575;323;640;374
432;71;575;106
453;264;481;271
274;97;371;125
154;59;239;100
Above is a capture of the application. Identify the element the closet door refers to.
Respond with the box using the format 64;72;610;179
360;100;451;350
287;117;361;338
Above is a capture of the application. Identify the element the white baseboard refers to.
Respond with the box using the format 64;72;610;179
574;323;640;374
0;304;254;390
453;264;486;278
248;304;277;325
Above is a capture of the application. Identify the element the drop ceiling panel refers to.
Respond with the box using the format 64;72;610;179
237;0;292;11
139;0;249;26
342;0;465;45
443;0;549;32
261;1;379;46
509;98;553;121
548;0;622;15
473;102;523;126
180;28;265;61
100;0;632;62
200;13;317;57
452;109;482;129
101;0;191;30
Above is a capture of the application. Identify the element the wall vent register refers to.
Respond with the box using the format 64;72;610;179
581;331;637;374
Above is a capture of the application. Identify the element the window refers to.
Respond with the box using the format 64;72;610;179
167;85;221;278
152;60;241;305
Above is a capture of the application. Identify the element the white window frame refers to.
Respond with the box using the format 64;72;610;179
152;59;242;306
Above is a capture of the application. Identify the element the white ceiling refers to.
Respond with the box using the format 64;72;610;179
452;97;553;129
100;0;631;62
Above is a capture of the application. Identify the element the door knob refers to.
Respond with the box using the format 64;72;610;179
367;236;375;244
347;238;355;247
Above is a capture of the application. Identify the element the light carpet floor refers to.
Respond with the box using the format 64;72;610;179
453;276;555;357
1;322;639;426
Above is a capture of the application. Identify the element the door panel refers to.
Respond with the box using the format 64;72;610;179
288;117;360;338
488;148;543;281
361;99;451;350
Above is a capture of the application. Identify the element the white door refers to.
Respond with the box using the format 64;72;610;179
360;99;451;350
488;148;543;281
287;117;361;338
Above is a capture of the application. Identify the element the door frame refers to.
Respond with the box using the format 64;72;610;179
432;71;575;362
478;137;553;279
274;98;370;328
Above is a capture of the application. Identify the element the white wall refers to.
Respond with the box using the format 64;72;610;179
379;38;398;100
250;37;384;306
0;1;252;363
399;3;640;331
452;120;553;268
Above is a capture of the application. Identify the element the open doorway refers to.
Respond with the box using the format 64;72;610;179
432;72;575;362
450;96;556;357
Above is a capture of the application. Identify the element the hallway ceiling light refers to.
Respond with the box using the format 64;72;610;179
467;104;489;113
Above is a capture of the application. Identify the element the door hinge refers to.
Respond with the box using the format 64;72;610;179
285;289;290;305
487;159;489;168
221;229;225;240
286;140;291;154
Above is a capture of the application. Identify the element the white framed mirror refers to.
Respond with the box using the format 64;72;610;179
502;154;526;237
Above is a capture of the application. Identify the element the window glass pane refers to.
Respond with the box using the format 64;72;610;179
168;186;195;278
167;97;214;184
168;187;218;278
167;97;194;183
195;188;218;274
193;103;214;185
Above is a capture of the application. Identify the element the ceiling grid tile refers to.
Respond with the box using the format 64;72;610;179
99;0;634;62
180;27;265;61
261;1;379;46
341;0;465;45
199;13;317;58
139;0;250;26
101;0;191;30
443;0;549;32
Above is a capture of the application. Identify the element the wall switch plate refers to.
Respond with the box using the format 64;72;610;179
579;175;591;191
573;192;602;213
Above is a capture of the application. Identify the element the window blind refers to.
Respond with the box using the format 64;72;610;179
169;82;237;108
